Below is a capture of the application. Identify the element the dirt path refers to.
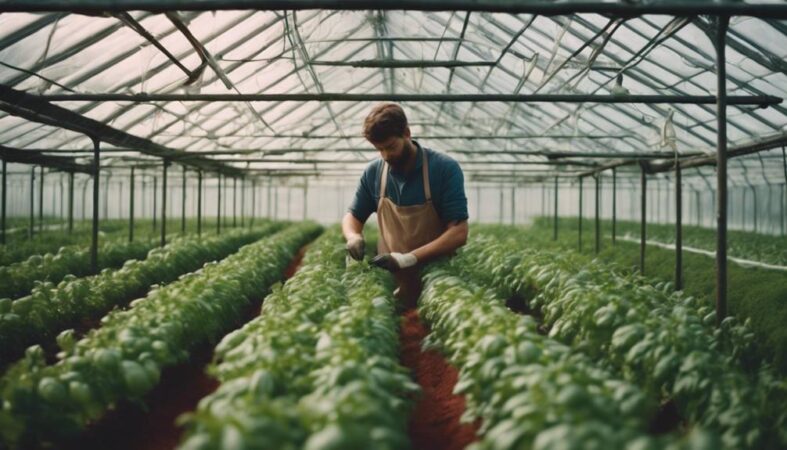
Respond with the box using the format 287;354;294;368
399;308;480;450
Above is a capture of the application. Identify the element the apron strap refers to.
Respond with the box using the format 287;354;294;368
421;148;432;202
379;161;389;200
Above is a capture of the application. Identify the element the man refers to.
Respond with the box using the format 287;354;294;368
342;103;469;307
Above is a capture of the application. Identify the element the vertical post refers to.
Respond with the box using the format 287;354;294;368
714;16;729;325
540;183;545;217
82;179;88;222
217;174;222;234
578;177;583;252
751;186;757;233
303;179;308;221
59;176;63;222
241;176;247;227
129;167;135;242
29;166;35;239
274;184;278;220
267;178;272;219
1;158;6;244
675;163;683;291
594;174;600;254
161;161;168;247
181;166;187;234
68;172;74;234
152;176;158;230
118;181;123;220
695;190;701;226
38;166;44;234
553;176;558;240
510;185;515;225
286;186;291;220
233;176;237;227
197;170;203;237
640;165;647;275
612;167;617;245
90;138;100;272
498;186;503;224
251;178;256;227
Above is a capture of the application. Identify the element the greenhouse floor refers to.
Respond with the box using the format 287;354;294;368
400;308;479;450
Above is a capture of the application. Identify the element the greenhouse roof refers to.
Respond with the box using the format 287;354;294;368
0;0;786;188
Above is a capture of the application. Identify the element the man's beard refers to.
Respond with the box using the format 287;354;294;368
387;142;414;170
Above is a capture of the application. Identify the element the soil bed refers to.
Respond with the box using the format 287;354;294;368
399;308;480;450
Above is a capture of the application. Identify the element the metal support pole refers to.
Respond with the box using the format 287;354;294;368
675;163;683;291
751;186;757;233
66;173;74;234
152;176;158;229
1;159;6;244
90;138;100;272
510;185;515;225
217;174;222;234
498;187;504;224
241;176;247;226
267;178;272;219
303;179;308;221
695;190;701;226
251;178;256;227
612;167;617;245
82;178;88;222
232;177;237;227
29;166;35;239
161;161;168;247
197;170;202;237
714;16;729;325
553;176;558;240
594;174;600;254
640;166;647;275
129;167;135;242
181;166;187;234
578;177;583;252
38;166;44;234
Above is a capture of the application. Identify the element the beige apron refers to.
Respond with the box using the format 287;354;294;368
377;148;445;307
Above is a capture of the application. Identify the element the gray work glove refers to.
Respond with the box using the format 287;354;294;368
371;252;417;272
346;235;366;261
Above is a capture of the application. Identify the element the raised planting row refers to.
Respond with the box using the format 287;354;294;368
0;238;158;299
448;229;787;449
0;219;157;267
0;224;283;368
0;222;321;449
418;264;718;450
178;229;417;450
534;217;787;267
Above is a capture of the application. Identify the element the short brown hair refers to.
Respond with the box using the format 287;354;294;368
363;103;408;143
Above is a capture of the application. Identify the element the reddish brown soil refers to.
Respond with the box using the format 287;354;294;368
65;244;311;450
399;308;480;450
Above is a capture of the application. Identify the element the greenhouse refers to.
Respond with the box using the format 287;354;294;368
0;1;786;449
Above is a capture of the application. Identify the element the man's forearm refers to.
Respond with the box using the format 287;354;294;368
411;221;468;263
341;212;364;241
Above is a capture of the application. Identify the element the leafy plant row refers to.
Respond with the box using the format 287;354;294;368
419;264;717;450
0;224;282;368
448;229;786;449
0;222;320;449
178;230;417;450
0;239;158;299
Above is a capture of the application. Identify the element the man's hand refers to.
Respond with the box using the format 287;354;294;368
346;235;366;261
371;252;417;272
